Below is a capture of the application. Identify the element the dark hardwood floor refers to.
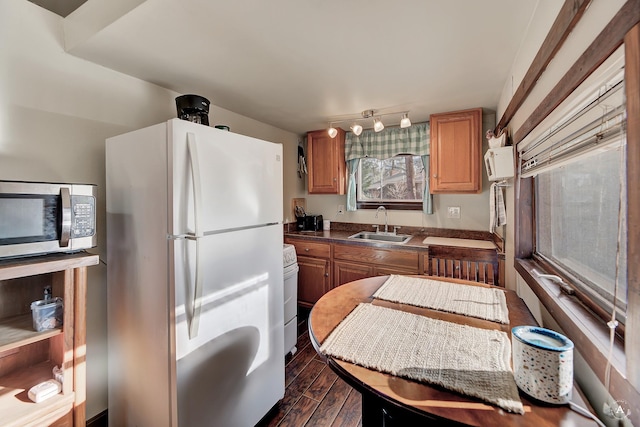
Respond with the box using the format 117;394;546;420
257;308;362;427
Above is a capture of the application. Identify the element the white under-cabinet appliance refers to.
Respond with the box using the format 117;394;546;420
106;119;284;427
484;146;515;181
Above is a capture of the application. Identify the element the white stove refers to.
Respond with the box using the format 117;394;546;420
283;244;298;355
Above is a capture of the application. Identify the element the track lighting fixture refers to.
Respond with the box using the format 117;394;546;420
326;109;411;137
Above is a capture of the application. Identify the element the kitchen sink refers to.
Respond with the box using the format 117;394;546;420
348;231;413;244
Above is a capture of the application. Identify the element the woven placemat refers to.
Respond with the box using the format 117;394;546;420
373;275;509;324
320;303;524;414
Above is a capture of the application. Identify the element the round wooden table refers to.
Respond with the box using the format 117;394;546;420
308;275;597;427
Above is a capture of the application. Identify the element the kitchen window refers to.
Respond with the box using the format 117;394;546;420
519;59;628;327
514;41;640;417
356;155;425;210
534;143;627;324
344;123;432;212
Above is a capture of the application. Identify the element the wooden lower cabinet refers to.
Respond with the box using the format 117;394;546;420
285;237;332;308
287;235;501;304
333;260;374;286
297;255;331;308
333;244;420;287
286;237;423;305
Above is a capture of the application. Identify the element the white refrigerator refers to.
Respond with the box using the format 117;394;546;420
106;119;284;427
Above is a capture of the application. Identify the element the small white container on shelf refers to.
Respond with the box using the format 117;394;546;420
28;379;62;403
30;297;63;332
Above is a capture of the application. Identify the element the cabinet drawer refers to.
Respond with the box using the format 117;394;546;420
333;244;419;271
286;239;331;258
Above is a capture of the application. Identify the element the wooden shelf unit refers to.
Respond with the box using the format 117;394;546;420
0;252;99;427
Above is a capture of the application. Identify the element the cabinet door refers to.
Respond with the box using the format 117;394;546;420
333;260;374;288
430;108;482;193
307;129;346;194
297;255;331;308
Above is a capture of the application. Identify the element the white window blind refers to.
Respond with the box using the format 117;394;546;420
519;66;625;178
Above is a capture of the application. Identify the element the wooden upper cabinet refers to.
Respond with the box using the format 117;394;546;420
429;108;482;193
306;128;346;194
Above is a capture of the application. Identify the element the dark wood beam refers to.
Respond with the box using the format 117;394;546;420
513;0;640;144
624;22;640;390
494;0;591;134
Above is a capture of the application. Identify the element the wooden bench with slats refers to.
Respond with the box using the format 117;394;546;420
426;245;500;286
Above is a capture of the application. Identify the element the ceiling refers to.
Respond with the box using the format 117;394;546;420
41;0;556;135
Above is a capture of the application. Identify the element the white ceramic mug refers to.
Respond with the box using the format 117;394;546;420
511;326;574;404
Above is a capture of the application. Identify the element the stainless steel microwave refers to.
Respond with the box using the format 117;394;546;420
0;180;97;259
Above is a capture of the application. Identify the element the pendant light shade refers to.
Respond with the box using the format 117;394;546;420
328;126;338;138
351;123;363;136
373;117;384;132
400;113;411;128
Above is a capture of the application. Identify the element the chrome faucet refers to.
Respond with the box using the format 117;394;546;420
375;206;388;233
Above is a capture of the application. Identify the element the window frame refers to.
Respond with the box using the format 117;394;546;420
355;155;425;211
512;19;640;421
530;141;628;331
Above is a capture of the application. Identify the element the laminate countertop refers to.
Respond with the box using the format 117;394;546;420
284;223;502;253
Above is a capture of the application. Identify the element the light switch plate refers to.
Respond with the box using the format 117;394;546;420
447;206;461;219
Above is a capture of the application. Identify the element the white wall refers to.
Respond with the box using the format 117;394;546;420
497;0;628;425
0;0;299;420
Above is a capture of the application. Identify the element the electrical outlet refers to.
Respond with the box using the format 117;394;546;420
447;206;461;219
337;204;345;215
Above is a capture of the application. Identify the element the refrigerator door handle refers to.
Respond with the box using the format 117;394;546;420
186;132;203;339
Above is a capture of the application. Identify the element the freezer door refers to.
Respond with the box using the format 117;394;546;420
173;224;284;427
169;119;283;236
